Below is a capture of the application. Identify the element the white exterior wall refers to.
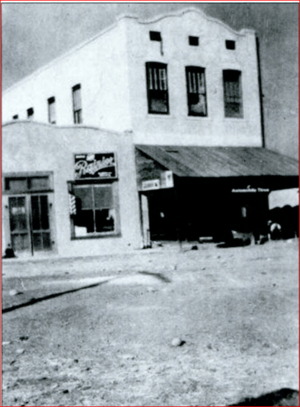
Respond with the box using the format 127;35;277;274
125;9;262;146
2;23;132;132
2;122;142;258
3;8;262;147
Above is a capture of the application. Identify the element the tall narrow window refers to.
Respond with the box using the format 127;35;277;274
48;97;56;124
72;84;82;124
146;62;169;114
223;70;243;118
186;66;207;116
27;108;34;120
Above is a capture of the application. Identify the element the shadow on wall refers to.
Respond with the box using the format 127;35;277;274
228;388;299;406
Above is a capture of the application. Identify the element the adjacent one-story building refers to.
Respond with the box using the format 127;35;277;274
2;122;142;258
2;8;299;258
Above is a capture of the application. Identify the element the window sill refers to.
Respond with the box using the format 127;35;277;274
71;232;121;241
146;114;173;119
186;115;210;120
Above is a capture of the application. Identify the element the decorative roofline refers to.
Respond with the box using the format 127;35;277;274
118;7;256;36
3;7;255;94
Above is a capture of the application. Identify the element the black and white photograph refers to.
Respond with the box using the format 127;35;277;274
1;2;299;406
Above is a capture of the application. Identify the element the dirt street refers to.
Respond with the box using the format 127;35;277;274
1;240;299;406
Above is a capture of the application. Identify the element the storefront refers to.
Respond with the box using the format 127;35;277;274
2;122;142;258
135;145;299;245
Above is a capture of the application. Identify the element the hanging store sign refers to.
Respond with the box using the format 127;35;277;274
74;153;117;179
160;171;174;188
232;185;269;193
141;179;160;191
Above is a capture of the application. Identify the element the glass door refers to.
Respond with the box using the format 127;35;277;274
9;196;30;252
31;195;52;251
9;195;52;254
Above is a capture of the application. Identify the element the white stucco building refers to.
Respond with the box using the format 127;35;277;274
2;8;298;258
3;8;262;147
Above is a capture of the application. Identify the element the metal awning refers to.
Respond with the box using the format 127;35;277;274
135;145;299;178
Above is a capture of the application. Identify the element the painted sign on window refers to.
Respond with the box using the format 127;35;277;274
74;153;117;179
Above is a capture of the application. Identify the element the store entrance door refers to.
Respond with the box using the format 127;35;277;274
9;195;52;255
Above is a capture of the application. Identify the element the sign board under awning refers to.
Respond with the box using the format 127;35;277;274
142;179;160;191
140;171;174;191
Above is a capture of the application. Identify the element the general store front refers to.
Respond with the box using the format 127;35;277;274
135;145;299;246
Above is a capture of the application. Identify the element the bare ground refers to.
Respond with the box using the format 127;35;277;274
1;240;299;406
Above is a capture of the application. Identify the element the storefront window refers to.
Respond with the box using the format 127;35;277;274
69;183;118;238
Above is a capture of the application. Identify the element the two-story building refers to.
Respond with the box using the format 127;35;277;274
2;8;298;257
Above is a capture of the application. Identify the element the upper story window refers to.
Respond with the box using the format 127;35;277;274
225;40;236;50
48;96;56;124
72;84;82;124
189;36;199;46
12;115;18;120
186;66;207;117
149;31;161;42
146;62;169;115
27;108;34;120
223;70;243;118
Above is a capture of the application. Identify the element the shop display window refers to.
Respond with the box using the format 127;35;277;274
69;183;119;238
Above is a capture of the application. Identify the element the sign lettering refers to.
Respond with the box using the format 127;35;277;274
74;153;117;179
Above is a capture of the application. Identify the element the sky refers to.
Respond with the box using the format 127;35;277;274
1;2;299;159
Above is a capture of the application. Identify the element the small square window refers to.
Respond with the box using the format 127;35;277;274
27;108;34;120
12;114;19;120
226;40;236;50
189;36;199;46
149;31;161;42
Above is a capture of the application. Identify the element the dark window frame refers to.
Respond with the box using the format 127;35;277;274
68;181;120;239
146;62;169;115
186;66;208;117
149;31;162;42
226;40;236;50
189;36;199;46
27;107;34;120
72;84;82;124
3;172;53;195
223;69;243;118
48;96;56;125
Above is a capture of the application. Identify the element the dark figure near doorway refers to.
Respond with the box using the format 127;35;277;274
228;388;299;406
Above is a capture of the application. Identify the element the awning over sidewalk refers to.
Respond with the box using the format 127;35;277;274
136;145;299;178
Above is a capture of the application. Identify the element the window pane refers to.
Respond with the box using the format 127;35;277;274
94;186;113;208
186;67;207;116
95;209;115;232
30;177;50;190
33;233;43;251
73;186;93;209
31;196;41;230
74;209;94;235
42;233;51;249
9;197;27;232
7;178;27;192
146;63;169;114
40;195;50;230
12;233;30;251
149;91;168;113
223;70;242;118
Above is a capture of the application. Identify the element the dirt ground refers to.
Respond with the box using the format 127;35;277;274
1;240;299;406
